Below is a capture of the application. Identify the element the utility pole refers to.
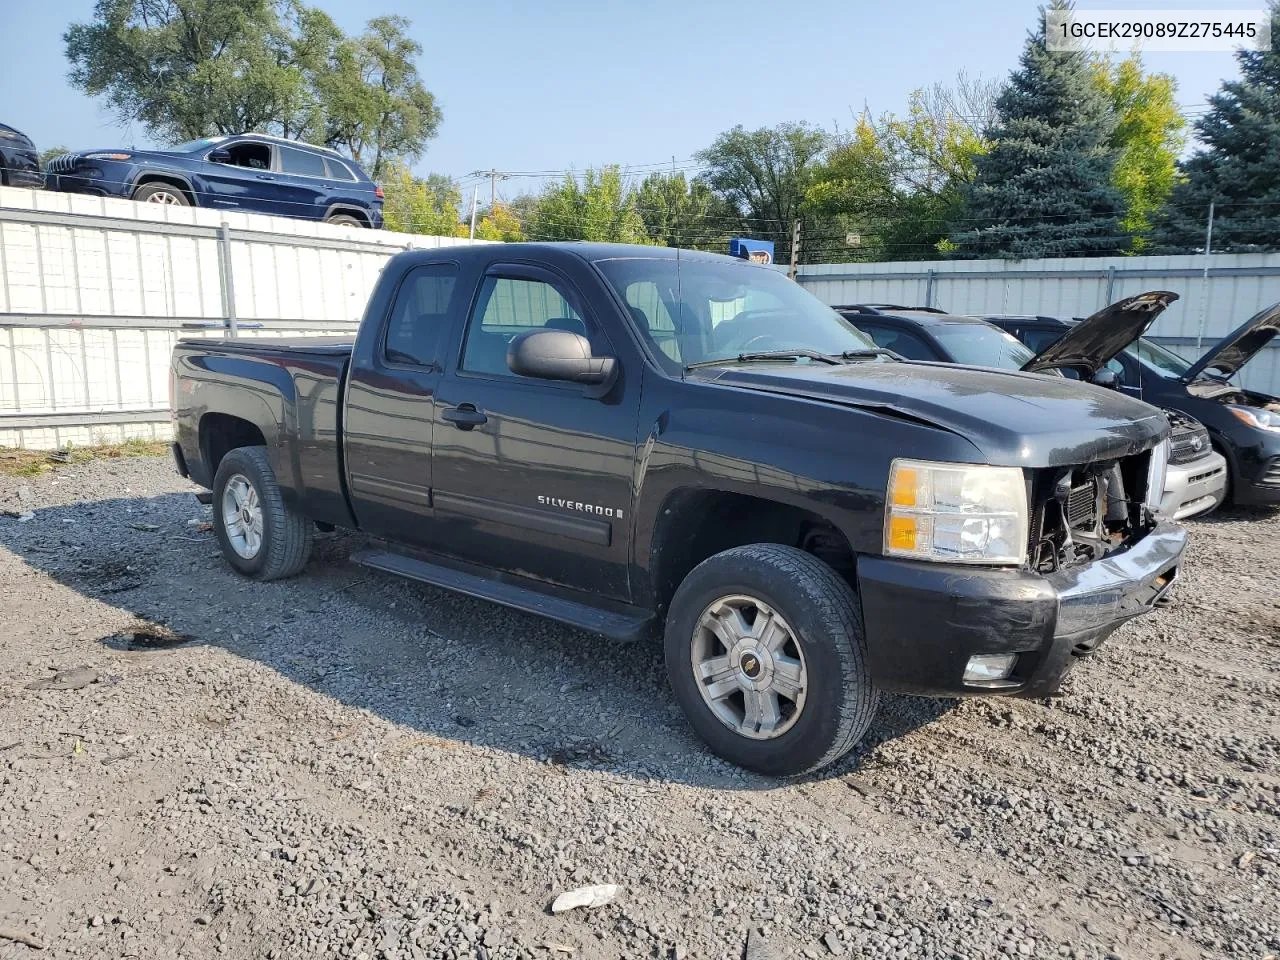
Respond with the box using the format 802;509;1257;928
1195;201;1216;351
787;219;802;281
469;170;509;212
469;186;479;240
487;169;509;209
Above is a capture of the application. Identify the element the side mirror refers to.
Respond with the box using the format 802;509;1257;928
208;148;231;164
1091;368;1121;390
507;329;616;386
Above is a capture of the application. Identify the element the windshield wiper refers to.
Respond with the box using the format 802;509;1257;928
833;348;899;361
685;350;844;371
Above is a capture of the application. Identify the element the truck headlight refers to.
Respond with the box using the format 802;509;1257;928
885;459;1028;565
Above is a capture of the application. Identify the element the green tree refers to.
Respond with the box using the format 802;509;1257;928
806;96;985;262
526;167;649;243
952;1;1126;259
380;164;461;236
64;2;441;178
320;16;441;178
473;203;525;242
804;117;897;261
634;171;738;249
65;0;331;142
38;146;71;166
1093;54;1185;252
1154;1;1280;253
695;123;829;252
275;1;343;142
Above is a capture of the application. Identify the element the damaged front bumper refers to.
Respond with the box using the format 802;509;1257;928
856;519;1187;698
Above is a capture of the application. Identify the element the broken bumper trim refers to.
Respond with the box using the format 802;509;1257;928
857;520;1187;698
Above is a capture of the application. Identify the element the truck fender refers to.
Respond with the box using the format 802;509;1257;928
184;354;300;499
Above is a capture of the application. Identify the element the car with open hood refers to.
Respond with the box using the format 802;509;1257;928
989;305;1280;508
838;296;1228;519
169;243;1185;777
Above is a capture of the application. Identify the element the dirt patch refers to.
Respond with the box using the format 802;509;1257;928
0;456;1277;960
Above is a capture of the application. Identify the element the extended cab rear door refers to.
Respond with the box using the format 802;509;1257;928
343;261;463;544
429;261;640;601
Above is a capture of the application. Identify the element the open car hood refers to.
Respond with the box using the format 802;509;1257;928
1021;291;1179;376
1182;301;1280;382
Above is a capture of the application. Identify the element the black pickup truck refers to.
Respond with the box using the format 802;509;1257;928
170;243;1186;776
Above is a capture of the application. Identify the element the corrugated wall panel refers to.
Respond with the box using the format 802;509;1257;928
1;222;43;312
1;185;490;447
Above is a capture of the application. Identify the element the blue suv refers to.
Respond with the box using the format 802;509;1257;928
0;122;43;189
44;134;384;228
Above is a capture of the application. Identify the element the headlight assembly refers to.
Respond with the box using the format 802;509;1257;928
1228;405;1280;432
884;459;1028;565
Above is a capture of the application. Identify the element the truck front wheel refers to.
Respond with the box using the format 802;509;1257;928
664;544;879;776
212;446;313;581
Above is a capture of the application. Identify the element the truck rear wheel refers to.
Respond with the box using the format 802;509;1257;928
664;544;879;777
212;446;313;581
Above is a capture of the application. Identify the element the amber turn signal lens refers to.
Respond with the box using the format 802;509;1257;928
888;515;917;551
891;467;918;507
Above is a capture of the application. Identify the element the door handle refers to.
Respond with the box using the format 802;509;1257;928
255;174;276;180
441;403;487;430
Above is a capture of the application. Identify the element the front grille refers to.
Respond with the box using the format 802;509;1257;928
1169;425;1212;465
1189;465;1226;485
1066;479;1098;528
1263;457;1280;486
45;153;80;174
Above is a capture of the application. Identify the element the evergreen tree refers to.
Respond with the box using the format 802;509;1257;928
1153;1;1280;253
952;1;1126;258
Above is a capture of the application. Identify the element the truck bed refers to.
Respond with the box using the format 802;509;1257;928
172;335;356;527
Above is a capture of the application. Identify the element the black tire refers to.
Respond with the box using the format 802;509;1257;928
211;446;313;581
326;213;365;227
664;544;879;777
132;181;190;206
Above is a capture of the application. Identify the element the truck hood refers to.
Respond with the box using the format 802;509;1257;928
1021;290;1178;376
691;361;1168;468
1183;300;1280;382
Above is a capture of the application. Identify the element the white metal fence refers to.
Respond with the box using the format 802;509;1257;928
796;254;1280;394
6;193;1279;450
0;186;485;449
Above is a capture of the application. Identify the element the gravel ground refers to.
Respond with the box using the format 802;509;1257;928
0;455;1277;960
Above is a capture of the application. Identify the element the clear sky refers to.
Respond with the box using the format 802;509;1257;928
0;0;1253;198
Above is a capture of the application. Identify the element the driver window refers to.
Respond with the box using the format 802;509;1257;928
461;276;596;378
223;142;271;170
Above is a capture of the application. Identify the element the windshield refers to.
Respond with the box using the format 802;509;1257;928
1127;337;1193;377
930;322;1039;370
170;137;225;153
594;256;878;370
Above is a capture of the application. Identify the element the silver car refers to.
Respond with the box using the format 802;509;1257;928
1161;412;1228;519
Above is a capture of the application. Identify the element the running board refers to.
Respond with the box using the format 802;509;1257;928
350;549;655;643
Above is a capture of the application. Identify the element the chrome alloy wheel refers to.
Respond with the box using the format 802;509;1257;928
690;594;808;740
145;189;184;204
221;474;263;559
